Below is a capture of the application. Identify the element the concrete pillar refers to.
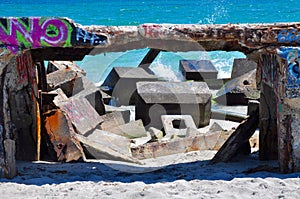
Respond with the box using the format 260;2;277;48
260;50;300;173
0;50;38;178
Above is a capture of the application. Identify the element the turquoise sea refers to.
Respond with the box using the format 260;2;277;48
1;0;300;83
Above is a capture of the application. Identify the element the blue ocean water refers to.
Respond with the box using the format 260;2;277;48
1;0;300;83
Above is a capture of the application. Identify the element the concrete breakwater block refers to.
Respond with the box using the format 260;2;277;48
102;67;158;106
50;75;106;116
231;58;257;79
75;130;141;164
131;129;234;160
47;67;106;116
109;119;147;139
100;110;131;130
58;97;103;135
47;68;83;97
179;60;218;81
71;76;105;115
47;61;86;76
161;115;198;140
136;81;212;130
214;69;259;105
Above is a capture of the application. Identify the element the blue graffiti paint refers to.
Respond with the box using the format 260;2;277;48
278;29;300;43
278;47;300;97
76;28;107;46
277;47;300;59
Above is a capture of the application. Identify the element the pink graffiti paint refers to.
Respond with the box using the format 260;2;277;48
15;52;36;85
142;24;162;38
0;18;70;53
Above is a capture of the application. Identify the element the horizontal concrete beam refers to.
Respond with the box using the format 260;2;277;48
84;22;300;53
1;17;300;56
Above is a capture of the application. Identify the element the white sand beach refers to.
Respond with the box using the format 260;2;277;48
0;150;299;199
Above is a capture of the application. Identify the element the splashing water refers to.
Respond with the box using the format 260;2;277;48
150;62;185;82
198;0;228;24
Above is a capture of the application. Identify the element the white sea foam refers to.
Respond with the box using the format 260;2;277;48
150;62;185;82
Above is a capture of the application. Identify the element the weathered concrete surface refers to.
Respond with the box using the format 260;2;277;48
76;130;141;164
109;119;147;139
3;139;17;179
47;68;83;97
47;61;86;76
100;89;111;105
1;17;300;56
161;115;197;139
52;88;69;105
1;50;38;163
86;129;131;154
71;76;105;116
43;109;84;162
231;58;257;79
279;99;300;173
136;81;212;129
259;83;278;160
179;60;218;81
84;22;300;55
257;52;296;173
214;69;259;105
57;98;103;135
100;110;130;130
102;67;158;106
210;108;259;164
148;127;164;141
131;129;234;160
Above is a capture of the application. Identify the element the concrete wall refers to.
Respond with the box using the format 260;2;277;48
259;48;300;173
0;50;38;178
277;47;300;173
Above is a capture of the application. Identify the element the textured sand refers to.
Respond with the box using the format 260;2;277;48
0;150;299;198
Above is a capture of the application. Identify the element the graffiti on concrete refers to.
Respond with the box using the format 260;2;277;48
0;17;108;53
278;29;300;43
278;47;300;98
140;24;164;38
0;18;73;53
15;52;34;85
76;27;107;46
15;51;38;101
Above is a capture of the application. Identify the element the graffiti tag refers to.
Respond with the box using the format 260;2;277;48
277;29;300;43
0;18;72;53
142;24;163;38
15;51;36;86
76;28;107;46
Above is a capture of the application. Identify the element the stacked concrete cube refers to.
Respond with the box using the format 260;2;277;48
136;81;212;130
179;60;218;81
102;67;158;106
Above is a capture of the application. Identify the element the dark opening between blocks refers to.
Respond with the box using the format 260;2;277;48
172;119;187;129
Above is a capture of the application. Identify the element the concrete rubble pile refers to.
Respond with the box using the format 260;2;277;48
41;59;259;164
